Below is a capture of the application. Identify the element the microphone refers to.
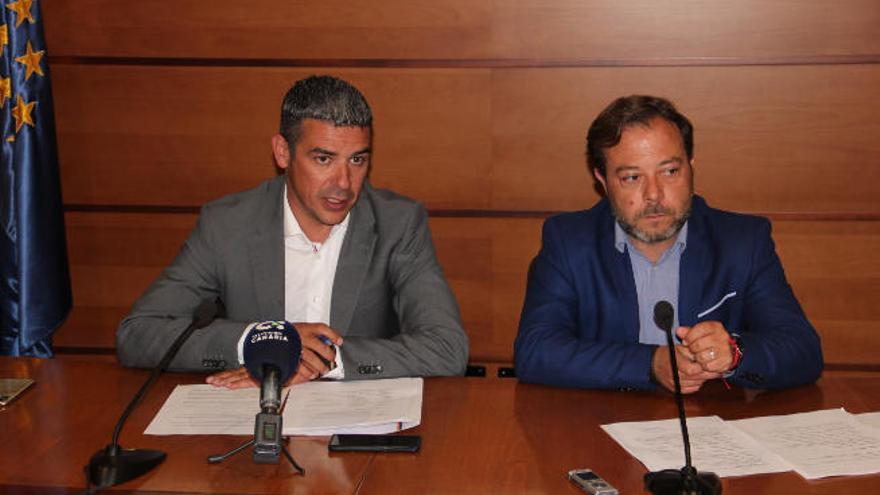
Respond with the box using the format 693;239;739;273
85;299;218;492
644;301;722;495
241;321;301;464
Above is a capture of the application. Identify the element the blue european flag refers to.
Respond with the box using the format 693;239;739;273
1;0;72;356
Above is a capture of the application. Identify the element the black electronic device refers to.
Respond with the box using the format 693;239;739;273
328;434;421;453
643;301;722;495
253;411;284;463
567;469;618;495
85;299;217;492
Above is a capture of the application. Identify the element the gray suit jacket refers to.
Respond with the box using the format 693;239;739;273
117;176;469;378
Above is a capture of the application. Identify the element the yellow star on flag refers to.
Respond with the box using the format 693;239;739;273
6;0;35;28
11;94;36;132
16;40;45;81
1;24;9;54
1;77;12;108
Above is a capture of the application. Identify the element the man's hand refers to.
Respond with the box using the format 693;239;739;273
651;345;720;394
677;321;733;373
206;365;320;389
293;322;342;381
206;322;343;389
206;367;258;389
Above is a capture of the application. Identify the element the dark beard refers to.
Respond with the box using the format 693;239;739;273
614;199;691;245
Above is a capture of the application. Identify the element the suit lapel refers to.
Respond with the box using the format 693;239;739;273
596;204;640;341
678;197;712;327
249;177;286;319
330;187;377;335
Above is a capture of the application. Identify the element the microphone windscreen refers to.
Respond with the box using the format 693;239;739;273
653;301;675;333
243;321;301;384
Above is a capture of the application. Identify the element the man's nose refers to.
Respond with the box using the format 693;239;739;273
644;175;662;202
334;165;351;190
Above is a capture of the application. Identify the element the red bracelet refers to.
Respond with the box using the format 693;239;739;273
728;336;742;371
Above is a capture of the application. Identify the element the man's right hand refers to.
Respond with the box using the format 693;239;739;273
292;322;343;382
651;345;720;394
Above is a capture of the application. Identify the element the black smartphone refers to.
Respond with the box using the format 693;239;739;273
328;434;421;453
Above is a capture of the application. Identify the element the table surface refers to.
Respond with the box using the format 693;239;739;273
1;356;879;494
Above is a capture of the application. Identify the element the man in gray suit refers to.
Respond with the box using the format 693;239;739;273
117;75;468;386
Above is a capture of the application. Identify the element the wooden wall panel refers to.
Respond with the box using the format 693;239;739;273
492;1;880;60
491;65;880;213
55;213;880;369
43;0;493;60
54;213;198;349
44;1;879;61
54;64;880;214
773;222;880;367
52;65;492;209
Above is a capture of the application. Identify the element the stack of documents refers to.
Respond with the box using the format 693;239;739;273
602;408;880;479
146;377;422;436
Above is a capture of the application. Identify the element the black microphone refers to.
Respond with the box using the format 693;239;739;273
85;299;218;492
644;301;722;495
241;321;301;464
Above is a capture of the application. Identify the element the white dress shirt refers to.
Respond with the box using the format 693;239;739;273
237;185;347;378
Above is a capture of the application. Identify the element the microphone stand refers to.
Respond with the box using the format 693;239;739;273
207;382;304;475
84;301;216;492
644;302;722;495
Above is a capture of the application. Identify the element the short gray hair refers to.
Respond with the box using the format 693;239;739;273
279;75;373;147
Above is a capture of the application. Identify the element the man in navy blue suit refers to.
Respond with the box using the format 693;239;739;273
514;95;822;393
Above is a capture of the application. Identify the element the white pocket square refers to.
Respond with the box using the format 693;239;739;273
697;291;737;319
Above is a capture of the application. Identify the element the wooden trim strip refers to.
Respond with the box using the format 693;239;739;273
49;348;880;373
65;204;201;214
64;204;880;222
49;54;880;69
824;363;880;373
54;346;116;355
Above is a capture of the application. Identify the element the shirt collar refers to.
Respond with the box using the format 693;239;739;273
614;218;688;255
282;183;350;243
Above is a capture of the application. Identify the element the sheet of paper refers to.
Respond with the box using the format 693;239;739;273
602;415;792;477
283;378;423;435
145;377;422;436
856;411;880;429
731;408;880;479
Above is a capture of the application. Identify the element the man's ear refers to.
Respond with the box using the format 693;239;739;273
593;168;608;192
271;134;291;170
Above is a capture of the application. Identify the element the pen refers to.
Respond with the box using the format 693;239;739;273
315;335;337;371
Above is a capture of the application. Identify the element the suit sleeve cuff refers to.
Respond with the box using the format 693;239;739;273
321;345;345;379
237;322;259;365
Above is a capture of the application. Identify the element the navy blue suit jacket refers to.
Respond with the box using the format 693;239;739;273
514;196;823;391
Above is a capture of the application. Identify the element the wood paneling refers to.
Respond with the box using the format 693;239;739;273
491;1;880;61
44;1;880;61
491;65;880;213
54;64;880;213
53;65;493;209
43;0;493;60
44;0;880;371
54;213;198;349
55;213;880;369
773;222;880;367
